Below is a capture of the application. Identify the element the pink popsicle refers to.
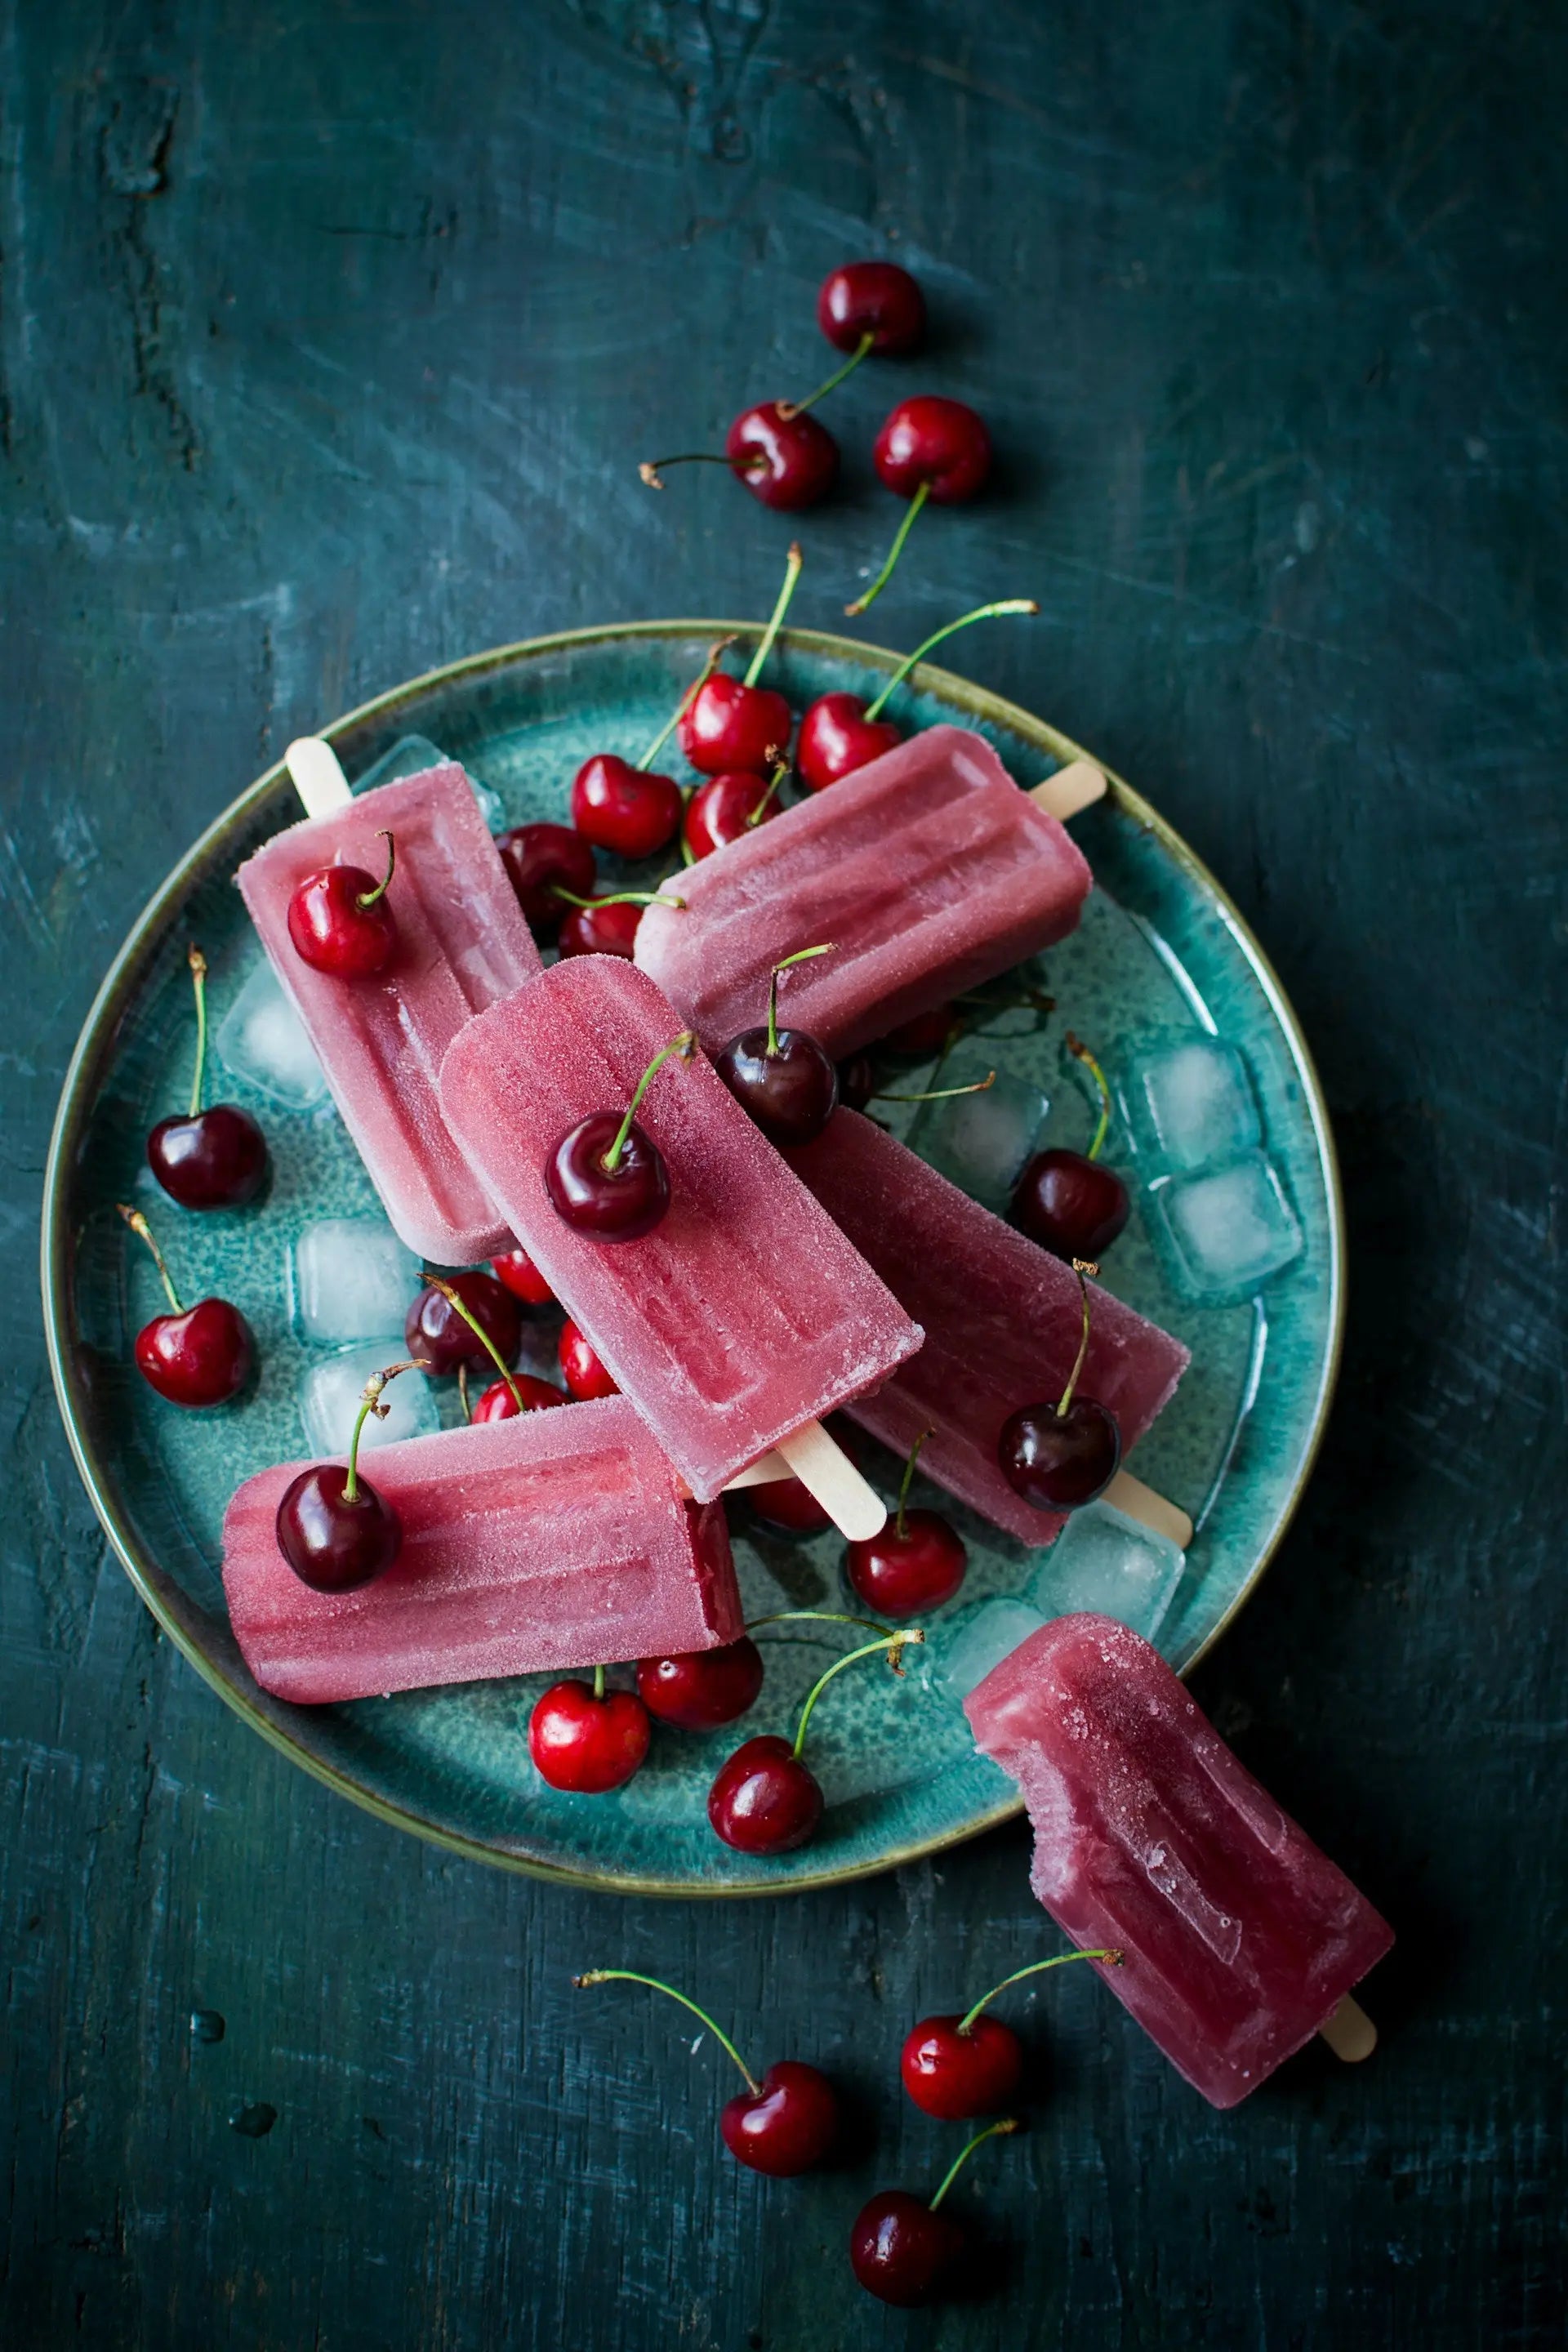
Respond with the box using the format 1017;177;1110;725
786;1111;1187;1544
635;724;1094;1058
223;1399;742;1705
438;957;924;1503
238;763;542;1264
965;1615;1393;2107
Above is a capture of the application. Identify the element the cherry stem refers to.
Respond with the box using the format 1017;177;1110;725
639;638;737;770
551;888;686;911
845;479;929;617
956;1949;1123;2038
357;831;395;911
602;1032;694;1174
573;1971;760;2097
640;454;768;488
777;330;873;420
863;599;1040;722
457;1364;471;1424
791;1629;923;1762
874;1072;995;1104
746;759;790;832
928;2118;1022;2214
345;1360;421;1503
1056;1259;1099;1420
593;1661;606;1703
743;541;804;688
1067;1033;1112;1162
895;1428;932;1543
117;1203;182;1316
746;1608;890;1640
185;944;209;1120
766;942;836;1057
425;1276;522;1414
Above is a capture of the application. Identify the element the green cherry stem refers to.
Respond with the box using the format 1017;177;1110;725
746;759;791;831
746;1608;892;1640
844;479;929;618
862;599;1040;722
345;1360;422;1503
357;831;395;911
573;1971;761;2096
776;330;874;420
928;2118;1022;2213
743;541;804;688
592;1661;606;1702
186;944;210;1120
873;1071;995;1104
955;1949;1122;2038
641;454;768;488
1057;1259;1098;1420
117;1203;182;1316
551;888;687;911
1067;1032;1112;1162
792;1629;923;1761
766;942;836;1056
425;1276;523;1414
895;1428;933;1542
639;638;738;770
602;1032;694;1174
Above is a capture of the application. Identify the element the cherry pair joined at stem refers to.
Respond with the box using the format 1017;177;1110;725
287;830;399;977
1012;1035;1130;1261
997;1258;1121;1511
147;945;268;1210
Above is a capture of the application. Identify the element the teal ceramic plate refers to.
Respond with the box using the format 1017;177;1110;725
42;624;1343;1896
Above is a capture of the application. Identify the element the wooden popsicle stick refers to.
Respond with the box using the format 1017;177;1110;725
1103;1469;1194;1552
722;1451;792;1493
1318;1993;1378;2063
286;735;354;819
1029;760;1107;822
776;1420;888;1541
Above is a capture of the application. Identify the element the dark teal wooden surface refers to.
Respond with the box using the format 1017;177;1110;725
3;3;1564;2345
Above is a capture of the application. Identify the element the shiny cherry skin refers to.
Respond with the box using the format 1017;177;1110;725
470;1373;567;1423
287;862;398;977
569;755;683;860
679;673;792;778
874;395;991;505
850;2191;966;2307
1013;1150;1130;1260
546;1112;669;1241
901;2014;1022;2120
637;1637;764;1731
708;1735;824;1854
847;1510;966;1619
529;1679;650;1793
725;403;839;511
405;1271;522;1377
275;1463;402;1592
795;692;902;791
818;261;926;356
747;1473;832;1535
134;1297;254;1408
714;1026;838;1147
998;1396;1120;1511
880;1002;958;1055
147;1104;267;1210
721;2061;839;2176
555;895;644;959
494;822;598;930
559;1318;619;1400
490;1246;555;1308
684;771;780;861
837;1054;875;1111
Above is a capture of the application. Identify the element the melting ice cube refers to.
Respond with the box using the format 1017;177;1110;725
1027;1500;1185;1646
1125;1036;1260;1172
290;1217;419;1346
1152;1153;1303;1298
908;1049;1048;1208
214;961;328;1110
926;1598;1048;1703
299;1343;439;1456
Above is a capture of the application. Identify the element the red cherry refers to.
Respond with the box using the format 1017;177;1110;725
679;673;792;777
684;770;782;861
707;1735;823;1855
998;1396;1120;1510
747;1474;831;1535
569;755;682;860
724;403;839;511
817;261;925;356
470;1373;567;1423
721;2061;839;2175
900;2015;1022;2120
490;1247;556;1308
850;2191;967;2307
847;1508;966;1619
546;1111;669;1241
637;1637;764;1731
529;1677;650;1793
405;1272;521;1377
837;1054;875;1110
559;1319;618;1400
135;1297;253;1408
1013;1150;1130;1260
147;1105;267;1210
796;693;902;791
555;894;643;959
714;1026;838;1147
494;822;598;930
275;1461;402;1592
286;835;398;977
874;396;991;504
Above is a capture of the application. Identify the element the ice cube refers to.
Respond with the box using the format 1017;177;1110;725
1027;1500;1185;1643
1124;1036;1260;1172
214;960;328;1109
355;734;503;828
290;1217;419;1345
1152;1153;1303;1298
908;1049;1048;1208
925;1598;1048;1702
299;1343;439;1456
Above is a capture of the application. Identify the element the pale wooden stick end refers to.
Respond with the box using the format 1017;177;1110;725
286;736;354;819
1318;1993;1378;2064
1029;760;1107;822
1103;1468;1194;1552
776;1421;887;1540
723;1450;793;1493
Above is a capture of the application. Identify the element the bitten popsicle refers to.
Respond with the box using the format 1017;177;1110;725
786;1111;1189;1546
238;741;541;1264
224;1398;743;1704
964;1615;1393;2107
635;724;1103;1059
438;957;923;1520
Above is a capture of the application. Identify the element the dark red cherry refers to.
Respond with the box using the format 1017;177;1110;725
817;261;925;356
134;1297;253;1408
529;1678;650;1793
707;1735;823;1855
721;2061;839;2175
546;1111;669;1241
287;852;398;977
684;771;782;861
847;1509;966;1619
998;1396;1120;1510
147;1106;267;1210
796;693;902;792
747;1473;832;1535
874;396;991;504
637;1637;765;1731
405;1271;521;1377
880;1003;958;1055
901;2014;1022;2120
559;1318;619;1400
569;755;682;860
470;1373;567;1423
725;403;839;511
850;2191;967;2308
679;673;792;778
555;894;643;959
275;1462;402;1592
494;822;598;930
490;1246;555;1308
714;1026;838;1147
1013;1151;1130;1260
837;1054;875;1111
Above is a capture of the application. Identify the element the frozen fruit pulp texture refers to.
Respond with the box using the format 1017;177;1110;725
964;1615;1393;2108
635;725;1091;1060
